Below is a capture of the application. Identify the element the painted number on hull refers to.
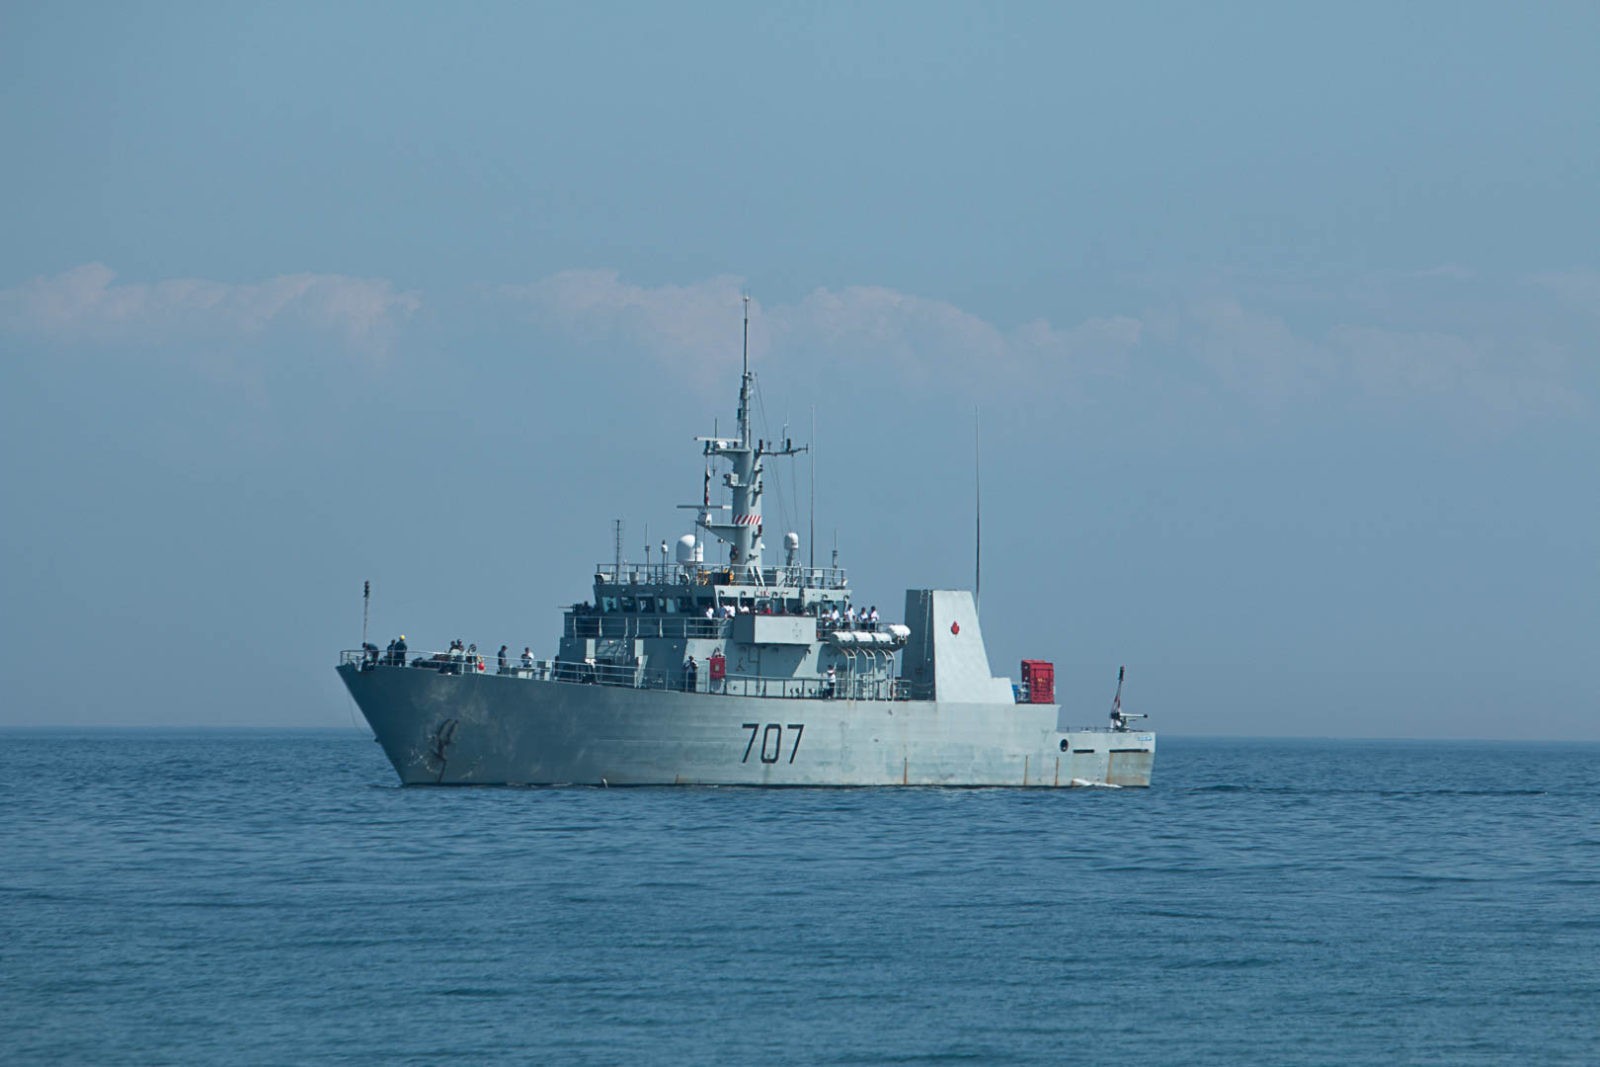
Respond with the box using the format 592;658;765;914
741;723;805;764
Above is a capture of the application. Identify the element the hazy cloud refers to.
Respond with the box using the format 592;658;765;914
1332;325;1583;418
502;269;1588;422
502;270;1143;392
777;286;1006;366
1160;298;1330;407
1533;270;1600;318
23;264;1575;419
0;263;421;353
499;270;747;382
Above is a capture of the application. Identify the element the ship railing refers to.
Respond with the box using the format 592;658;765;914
534;664;911;701
342;647;414;669
342;647;508;674
593;562;850;591
339;649;932;702
564;616;730;640
564;613;898;642
688;671;914;701
543;659;678;689
1051;723;1151;735
340;648;672;687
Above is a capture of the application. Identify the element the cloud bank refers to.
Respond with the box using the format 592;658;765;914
0;263;421;353
502;269;1588;420
503;269;1142;393
6;263;1585;422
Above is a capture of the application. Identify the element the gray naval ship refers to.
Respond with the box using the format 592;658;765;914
337;326;1155;787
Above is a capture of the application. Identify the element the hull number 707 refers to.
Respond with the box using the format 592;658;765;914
741;723;805;764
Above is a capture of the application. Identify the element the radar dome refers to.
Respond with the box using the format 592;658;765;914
675;535;698;564
784;531;800;551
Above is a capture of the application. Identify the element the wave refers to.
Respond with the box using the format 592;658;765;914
1188;784;1555;797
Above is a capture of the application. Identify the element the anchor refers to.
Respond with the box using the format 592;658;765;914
427;718;460;783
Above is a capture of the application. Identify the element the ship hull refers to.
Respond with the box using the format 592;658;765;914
337;664;1155;787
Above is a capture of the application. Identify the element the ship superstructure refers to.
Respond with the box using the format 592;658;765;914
336;310;1155;787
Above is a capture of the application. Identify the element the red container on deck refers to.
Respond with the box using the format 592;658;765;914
1021;660;1055;704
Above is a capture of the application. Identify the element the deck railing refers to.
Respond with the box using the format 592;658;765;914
564;615;730;640
563;613;894;641
338;648;927;701
593;562;849;590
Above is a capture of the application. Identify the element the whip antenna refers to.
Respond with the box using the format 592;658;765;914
974;406;982;606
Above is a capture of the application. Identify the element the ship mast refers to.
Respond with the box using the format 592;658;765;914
741;294;751;444
731;294;759;573
690;296;804;582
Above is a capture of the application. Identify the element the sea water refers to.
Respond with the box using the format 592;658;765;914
2;732;1596;1065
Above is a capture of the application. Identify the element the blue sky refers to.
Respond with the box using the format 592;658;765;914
2;2;1596;737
